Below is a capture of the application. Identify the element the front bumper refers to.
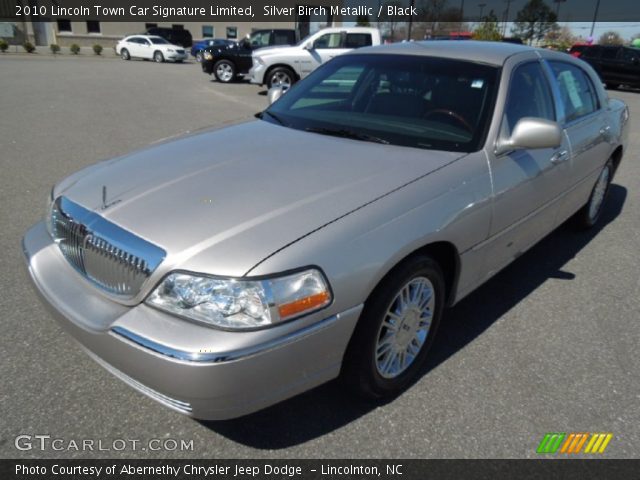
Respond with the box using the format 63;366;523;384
249;63;266;85
201;59;214;74
22;221;362;420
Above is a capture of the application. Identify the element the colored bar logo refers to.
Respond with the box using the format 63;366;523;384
537;433;613;454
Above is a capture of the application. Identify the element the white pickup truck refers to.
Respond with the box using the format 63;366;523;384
249;27;382;89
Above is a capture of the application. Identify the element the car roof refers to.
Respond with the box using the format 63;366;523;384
354;40;540;66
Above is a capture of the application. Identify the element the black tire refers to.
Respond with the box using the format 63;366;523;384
213;60;236;83
341;254;445;400
267;67;296;89
120;48;130;61
605;83;620;90
153;51;164;63
574;159;613;229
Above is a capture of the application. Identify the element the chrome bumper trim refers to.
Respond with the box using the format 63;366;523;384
111;307;360;363
85;348;193;414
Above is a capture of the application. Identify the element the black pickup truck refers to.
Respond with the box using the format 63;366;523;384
577;45;640;89
202;29;297;83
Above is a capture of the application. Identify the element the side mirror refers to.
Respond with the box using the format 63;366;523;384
495;117;562;156
267;85;289;104
304;43;314;50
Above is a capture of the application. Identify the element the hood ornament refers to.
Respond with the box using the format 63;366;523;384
100;185;121;210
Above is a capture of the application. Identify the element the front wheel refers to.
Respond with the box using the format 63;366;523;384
341;254;445;399
214;60;236;83
575;159;613;229
267;67;296;89
120;48;130;60
195;51;203;62
153;51;164;63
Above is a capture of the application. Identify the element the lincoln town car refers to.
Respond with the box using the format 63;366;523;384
23;42;629;419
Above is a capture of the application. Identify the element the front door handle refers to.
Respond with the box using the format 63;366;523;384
550;150;569;164
599;125;611;135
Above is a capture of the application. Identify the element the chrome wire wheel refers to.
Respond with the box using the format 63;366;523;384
216;62;234;82
375;277;435;379
588;164;610;221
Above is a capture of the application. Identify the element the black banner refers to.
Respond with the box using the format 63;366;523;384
2;459;640;480
2;0;640;22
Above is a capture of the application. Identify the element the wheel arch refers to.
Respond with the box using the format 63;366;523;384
367;241;461;310
611;145;623;176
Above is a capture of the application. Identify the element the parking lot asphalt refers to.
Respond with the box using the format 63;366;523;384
0;55;638;459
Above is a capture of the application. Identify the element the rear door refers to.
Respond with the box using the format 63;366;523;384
545;59;612;222
127;37;145;58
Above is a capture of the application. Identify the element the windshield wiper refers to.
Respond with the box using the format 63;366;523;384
304;127;389;145
255;110;286;126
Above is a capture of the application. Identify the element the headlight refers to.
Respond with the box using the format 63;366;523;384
146;269;332;330
167;48;174;52
203;51;213;61
254;56;265;66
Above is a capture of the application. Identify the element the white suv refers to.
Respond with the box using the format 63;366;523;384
249;27;381;88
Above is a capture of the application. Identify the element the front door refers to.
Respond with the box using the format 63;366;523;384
302;32;348;78
484;60;572;276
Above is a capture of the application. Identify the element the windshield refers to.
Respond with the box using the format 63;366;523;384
150;37;169;45
264;54;500;152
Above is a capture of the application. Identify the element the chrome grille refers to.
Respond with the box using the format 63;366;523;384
50;197;165;297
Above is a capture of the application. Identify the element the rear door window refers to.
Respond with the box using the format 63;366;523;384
274;31;294;45
548;62;599;123
313;33;342;49
345;33;372;48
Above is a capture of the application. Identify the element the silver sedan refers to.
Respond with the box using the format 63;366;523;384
23;41;629;420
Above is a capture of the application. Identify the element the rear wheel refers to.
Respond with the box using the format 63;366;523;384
341;254;445;399
153;51;164;63
575;159;613;229
267;67;296;89
120;48;130;61
214;60;236;83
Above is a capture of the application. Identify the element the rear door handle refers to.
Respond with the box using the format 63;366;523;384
550;150;569;164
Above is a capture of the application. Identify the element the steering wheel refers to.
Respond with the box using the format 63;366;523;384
423;109;473;134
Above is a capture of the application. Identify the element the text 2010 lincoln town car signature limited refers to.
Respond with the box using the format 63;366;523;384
23;42;629;419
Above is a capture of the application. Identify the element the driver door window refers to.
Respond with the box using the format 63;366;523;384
502;61;555;138
313;33;342;49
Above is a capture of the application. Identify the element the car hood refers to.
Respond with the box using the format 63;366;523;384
56;121;464;278
254;45;299;58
